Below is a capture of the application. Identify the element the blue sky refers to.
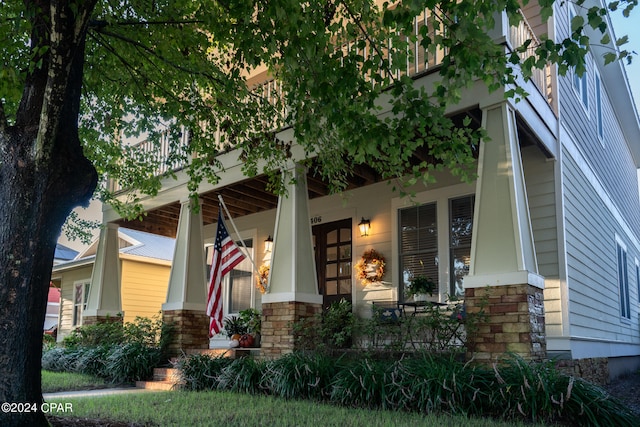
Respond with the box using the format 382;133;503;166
610;9;639;111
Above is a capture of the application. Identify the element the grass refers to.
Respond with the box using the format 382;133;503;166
42;370;109;393
46;390;552;427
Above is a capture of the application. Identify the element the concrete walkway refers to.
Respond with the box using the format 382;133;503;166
43;386;164;399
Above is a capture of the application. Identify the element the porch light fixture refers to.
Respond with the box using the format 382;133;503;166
358;218;371;237
264;235;273;253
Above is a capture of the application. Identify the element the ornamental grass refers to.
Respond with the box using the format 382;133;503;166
175;351;639;427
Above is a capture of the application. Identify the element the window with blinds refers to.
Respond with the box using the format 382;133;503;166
450;195;475;297
228;238;254;314
399;202;438;301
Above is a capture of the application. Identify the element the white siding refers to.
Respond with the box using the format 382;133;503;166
522;146;561;336
562;148;640;347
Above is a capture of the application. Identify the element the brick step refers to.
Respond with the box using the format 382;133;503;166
153;367;180;382
136;348;261;391
135;380;178;391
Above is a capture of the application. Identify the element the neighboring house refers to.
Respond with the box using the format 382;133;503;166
84;4;640;380
51;228;175;342
46;244;79;332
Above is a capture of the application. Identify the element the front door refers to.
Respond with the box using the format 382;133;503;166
312;218;353;309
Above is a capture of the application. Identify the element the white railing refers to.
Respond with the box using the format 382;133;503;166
508;10;553;105
111;9;553;193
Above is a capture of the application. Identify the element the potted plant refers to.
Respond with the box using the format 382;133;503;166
224;316;248;340
239;308;262;347
406;275;436;301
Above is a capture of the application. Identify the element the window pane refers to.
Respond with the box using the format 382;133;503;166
450;195;474;296
450;197;474;248
327;230;337;244
339;262;351;277
326;280;338;295
339;227;351;242
326;263;337;278
228;238;253;314
451;248;471;297
339;244;351;260
339;279;351;294
327;246;338;262
400;203;437;253
399;203;438;301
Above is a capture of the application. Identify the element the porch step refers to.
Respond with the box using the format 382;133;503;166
186;347;261;359
135;367;181;391
135;348;261;391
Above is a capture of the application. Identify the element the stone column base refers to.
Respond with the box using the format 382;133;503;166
82;314;124;326
162;309;210;358
261;301;322;359
465;284;546;362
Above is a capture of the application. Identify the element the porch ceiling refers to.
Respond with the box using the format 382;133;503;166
113;165;385;238
114;107;497;238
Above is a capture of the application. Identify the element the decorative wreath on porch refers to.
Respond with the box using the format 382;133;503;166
256;264;269;294
355;249;386;286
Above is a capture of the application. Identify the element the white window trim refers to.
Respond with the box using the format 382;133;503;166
594;68;604;144
391;182;476;302
615;235;631;321
71;279;90;328
635;258;640;304
569;4;589;114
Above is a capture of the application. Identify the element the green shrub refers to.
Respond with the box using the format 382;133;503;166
261;352;336;400
293;299;354;351
330;357;391;409
167;352;639;426
175;353;234;391
487;355;638;426
216;357;265;394
62;316;125;349
42;314;173;384
105;342;162;383
41;347;67;372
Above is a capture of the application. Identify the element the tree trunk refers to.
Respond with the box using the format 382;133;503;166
0;2;98;425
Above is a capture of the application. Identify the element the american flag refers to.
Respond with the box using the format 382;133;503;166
206;211;246;337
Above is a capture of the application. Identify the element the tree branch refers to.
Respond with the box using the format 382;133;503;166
90;26;227;85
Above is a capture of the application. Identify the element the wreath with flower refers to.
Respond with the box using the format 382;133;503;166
355;249;386;286
256;264;269;294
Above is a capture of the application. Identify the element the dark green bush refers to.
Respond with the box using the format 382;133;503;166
216;357;265;394
171;351;639;426
42;314;173;384
41;347;67;372
261;352;336;400
104;342;162;383
175;353;234;391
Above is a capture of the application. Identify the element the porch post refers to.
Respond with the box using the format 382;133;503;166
83;223;123;325
261;164;323;358
162;198;209;356
464;101;546;362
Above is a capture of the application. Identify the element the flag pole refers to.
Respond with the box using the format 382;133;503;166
217;195;264;281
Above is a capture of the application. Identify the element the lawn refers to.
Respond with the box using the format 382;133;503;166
42;370;109;393
46;390;552;427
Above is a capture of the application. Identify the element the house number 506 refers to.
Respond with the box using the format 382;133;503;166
310;216;322;224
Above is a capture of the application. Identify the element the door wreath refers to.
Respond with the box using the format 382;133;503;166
355;249;386;286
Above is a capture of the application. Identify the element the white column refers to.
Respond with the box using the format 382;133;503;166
465;101;544;289
162;198;207;311
84;223;122;317
262;164;322;304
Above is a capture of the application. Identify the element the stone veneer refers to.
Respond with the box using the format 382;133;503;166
162;309;210;358
261;301;322;359
555;358;610;385
82;314;123;326
465;284;546;362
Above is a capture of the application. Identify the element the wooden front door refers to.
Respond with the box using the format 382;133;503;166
312;218;353;309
